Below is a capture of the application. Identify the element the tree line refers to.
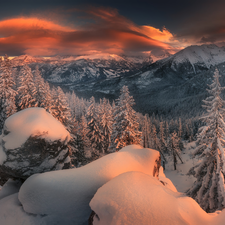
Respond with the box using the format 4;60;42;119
0;55;197;168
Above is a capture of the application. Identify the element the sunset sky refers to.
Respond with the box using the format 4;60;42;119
0;0;224;56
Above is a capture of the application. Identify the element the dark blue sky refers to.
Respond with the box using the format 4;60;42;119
0;0;224;56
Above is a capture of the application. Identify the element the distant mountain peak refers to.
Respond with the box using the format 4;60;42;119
160;44;225;73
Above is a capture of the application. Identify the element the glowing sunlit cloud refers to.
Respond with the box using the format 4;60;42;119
0;8;186;56
141;26;174;43
0;17;74;35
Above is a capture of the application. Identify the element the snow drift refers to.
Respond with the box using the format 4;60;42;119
17;145;160;225
1;144;225;224
89;171;224;225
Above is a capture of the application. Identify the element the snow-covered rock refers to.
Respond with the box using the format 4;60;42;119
16;145;160;225
89;171;221;225
0;107;71;182
1;144;225;225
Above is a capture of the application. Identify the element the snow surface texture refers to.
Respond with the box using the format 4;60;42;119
16;145;160;225
164;141;197;193
90;171;225;225
2;107;70;150
1;144;225;224
0;179;22;201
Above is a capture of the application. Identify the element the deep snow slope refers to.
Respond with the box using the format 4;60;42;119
90;171;221;225
1;144;225;225
0;145;160;225
164;141;198;193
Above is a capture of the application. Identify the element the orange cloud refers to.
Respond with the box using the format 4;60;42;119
0;17;74;36
141;26;174;43
0;8;183;56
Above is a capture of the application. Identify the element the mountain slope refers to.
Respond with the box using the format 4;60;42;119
11;44;225;119
63;44;225;119
11;53;158;85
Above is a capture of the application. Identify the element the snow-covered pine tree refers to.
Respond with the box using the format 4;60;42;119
178;118;182;138
110;85;141;151
50;86;72;128
18;64;37;110
142;114;152;148
165;121;170;140
151;124;166;162
0;55;17;128
169;119;175;133
168;131;183;170
159;121;167;153
33;65;52;110
73;119;89;167
50;86;80;166
67;91;77;121
99;98;112;154
188;119;194;142
187;68;225;212
78;114;90;151
86;96;103;159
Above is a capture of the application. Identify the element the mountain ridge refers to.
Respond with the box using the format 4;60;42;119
9;44;225;119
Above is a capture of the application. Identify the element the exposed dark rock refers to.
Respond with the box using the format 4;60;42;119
88;211;98;225
153;155;161;178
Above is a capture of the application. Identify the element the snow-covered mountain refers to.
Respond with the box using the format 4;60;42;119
59;44;225;118
11;53;158;84
11;44;225;118
155;44;225;75
11;55;43;66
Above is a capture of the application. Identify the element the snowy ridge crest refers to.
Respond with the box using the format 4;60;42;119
170;44;225;73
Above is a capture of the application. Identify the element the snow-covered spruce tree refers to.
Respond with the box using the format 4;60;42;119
159;121;167;153
165;121;169;140
99;98;112;154
77;114;90;154
187;68;225;212
50;86;72;127
168;131;183;170
178;118;182;138
18;64;37;110
67;91;79;121
188;119;194;142
151;124;166;162
110;86;141;151
0;55;17;129
71;119;88;167
142;114;152;148
50;86;81;166
86;96;103;159
33;65;52;110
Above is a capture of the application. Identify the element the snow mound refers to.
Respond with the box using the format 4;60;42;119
159;166;177;192
90;171;218;225
0;193;44;225
2;107;70;149
0;179;22;201
18;145;160;225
